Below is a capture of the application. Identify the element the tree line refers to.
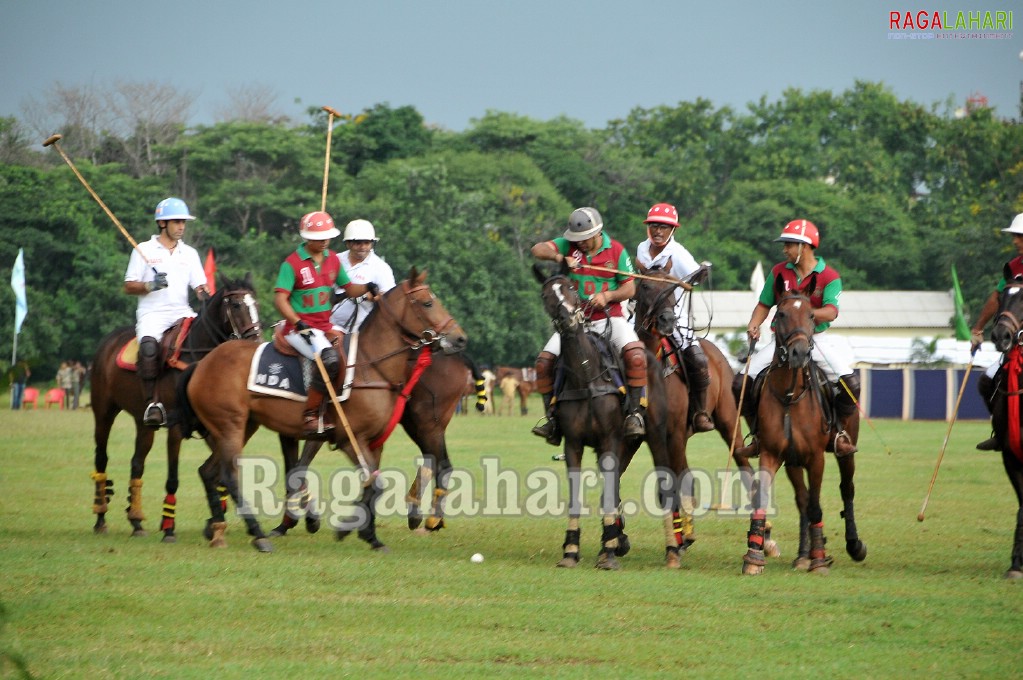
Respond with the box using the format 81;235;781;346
1;80;1021;382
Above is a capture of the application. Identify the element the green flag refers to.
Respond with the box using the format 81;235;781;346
951;265;970;341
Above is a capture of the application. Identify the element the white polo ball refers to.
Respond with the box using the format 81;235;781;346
470;552;484;563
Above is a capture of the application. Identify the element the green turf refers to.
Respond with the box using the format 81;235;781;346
0;396;1020;678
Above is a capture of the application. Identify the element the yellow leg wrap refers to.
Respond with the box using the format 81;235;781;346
127;478;145;521
91;471;112;514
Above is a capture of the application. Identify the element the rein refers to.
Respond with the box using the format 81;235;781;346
179;288;262;359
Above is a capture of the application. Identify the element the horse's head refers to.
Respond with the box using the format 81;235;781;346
211;273;263;341
772;272;816;369
379;267;468;354
992;268;1023;352
634;265;680;338
533;262;584;335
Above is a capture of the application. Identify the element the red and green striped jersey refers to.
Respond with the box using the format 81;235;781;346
759;257;842;333
274;244;351;332
548;233;635;321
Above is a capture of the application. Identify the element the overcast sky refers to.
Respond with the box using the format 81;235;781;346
2;0;1021;132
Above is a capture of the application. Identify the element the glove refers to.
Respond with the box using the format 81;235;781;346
145;272;168;292
366;282;380;298
689;265;710;286
294;320;313;336
970;328;984;353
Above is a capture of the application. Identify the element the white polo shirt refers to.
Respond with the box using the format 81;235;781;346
125;235;206;339
330;250;396;331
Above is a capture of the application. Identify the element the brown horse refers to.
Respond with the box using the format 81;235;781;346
741;273;866;575
626;265;743;562
89;275;263;541
178;268;467;552
984;271;1023;579
271;349;485;536
496;366;536;415
534;263;676;570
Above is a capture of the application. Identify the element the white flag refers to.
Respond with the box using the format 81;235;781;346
749;260;765;295
11;248;26;334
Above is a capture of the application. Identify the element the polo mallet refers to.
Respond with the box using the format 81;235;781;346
584;264;694;291
320;106;342;212
713;337;756;510
43;134;159;272
917;354;977;522
312;351;373;484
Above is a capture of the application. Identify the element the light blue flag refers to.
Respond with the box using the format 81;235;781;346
11;248;26;334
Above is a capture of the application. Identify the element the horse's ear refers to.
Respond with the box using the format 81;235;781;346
532;263;547;285
806;271;818;294
1004;262;1015;283
244;271;254;289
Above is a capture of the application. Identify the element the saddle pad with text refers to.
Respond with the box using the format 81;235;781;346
247;343;308;402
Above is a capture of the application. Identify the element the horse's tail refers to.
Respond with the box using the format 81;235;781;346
458;352;487;412
175;363;208;440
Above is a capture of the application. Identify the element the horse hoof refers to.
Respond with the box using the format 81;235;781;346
664;548;682;569
595;552;621;571
130;529;148;538
809;564;831;575
93;525;108;535
764;540;781;558
252;538;273;553
809;555;834;573
614;534;631;557
847;540;867;562
741;562;764;576
305;517;321;534
407;516;423;531
336;529;352;542
1004;569;1023;580
161;533;177;544
557;555;579;568
371;544;390;553
268;525;288;538
424;517;445;532
792;557;811;571
208;521;228;548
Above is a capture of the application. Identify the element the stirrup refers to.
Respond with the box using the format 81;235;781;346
142;402;166;429
976;436;1000;451
734;438;760;459
623;412;645;438
532;418;561;446
833;431;858;457
692;411;715;433
302;412;334;439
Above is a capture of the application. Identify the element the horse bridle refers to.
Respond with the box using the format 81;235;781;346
192;288;262;347
374;280;457;348
994;283;1023;348
773;293;815;367
544;277;585;334
638;279;681;337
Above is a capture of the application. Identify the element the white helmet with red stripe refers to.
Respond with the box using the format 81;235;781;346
299;211;340;240
775;219;820;248
1002;213;1023;235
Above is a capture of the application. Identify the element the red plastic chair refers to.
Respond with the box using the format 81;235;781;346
45;388;65;409
21;387;40;409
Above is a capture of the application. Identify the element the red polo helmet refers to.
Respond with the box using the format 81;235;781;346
775;219;820;248
644;203;680;229
299;211;340;240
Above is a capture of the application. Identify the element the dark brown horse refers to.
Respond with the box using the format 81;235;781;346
534;263;676;570
741;274;866;575
178;268;467;552
626;265;743;562
89;275;263;541
983;271;1023;579
271;349;485;536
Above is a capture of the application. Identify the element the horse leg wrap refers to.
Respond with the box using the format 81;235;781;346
562;528;581;559
160;494;176;532
218;484;229;512
126;478;145;521
601;514;620;551
425;488;447;530
286;491;305;520
809;522;828;564
672;512;684;545
91;472;113;514
743;510;768;567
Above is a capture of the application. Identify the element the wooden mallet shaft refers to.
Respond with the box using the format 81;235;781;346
320;106;342;212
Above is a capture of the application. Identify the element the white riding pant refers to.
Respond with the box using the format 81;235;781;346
743;330;854;382
542;316;639;357
284;328;332;361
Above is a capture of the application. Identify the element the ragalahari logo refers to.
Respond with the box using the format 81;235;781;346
888;9;1013;40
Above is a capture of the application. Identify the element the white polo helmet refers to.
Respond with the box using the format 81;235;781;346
1003;213;1023;235
343;219;378;241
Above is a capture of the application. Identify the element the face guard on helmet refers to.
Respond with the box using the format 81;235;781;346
344;219;378;242
564;207;603;242
154;198;195;222
299;211;340;240
644;202;679;240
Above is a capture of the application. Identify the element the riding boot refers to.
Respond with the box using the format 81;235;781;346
976;373;1000;451
831;373;859;456
623;342;647;439
732;372;759;457
683;343;714;432
530;352;561;445
302;388;334;439
137;336;166;429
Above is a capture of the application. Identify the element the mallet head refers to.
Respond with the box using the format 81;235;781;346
42;134;63;147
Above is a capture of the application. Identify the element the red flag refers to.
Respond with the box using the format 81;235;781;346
203;248;217;294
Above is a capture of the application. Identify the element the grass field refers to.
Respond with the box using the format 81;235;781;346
1;396;1021;679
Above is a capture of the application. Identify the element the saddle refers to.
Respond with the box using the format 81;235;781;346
115;318;194;372
552;329;625;404
250;324;352;401
745;363;838;439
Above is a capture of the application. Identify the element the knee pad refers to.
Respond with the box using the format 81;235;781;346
139;337;160;359
535;352;556;393
320;346;340;382
839;373;860;399
623;342;647;387
835;373;860;418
